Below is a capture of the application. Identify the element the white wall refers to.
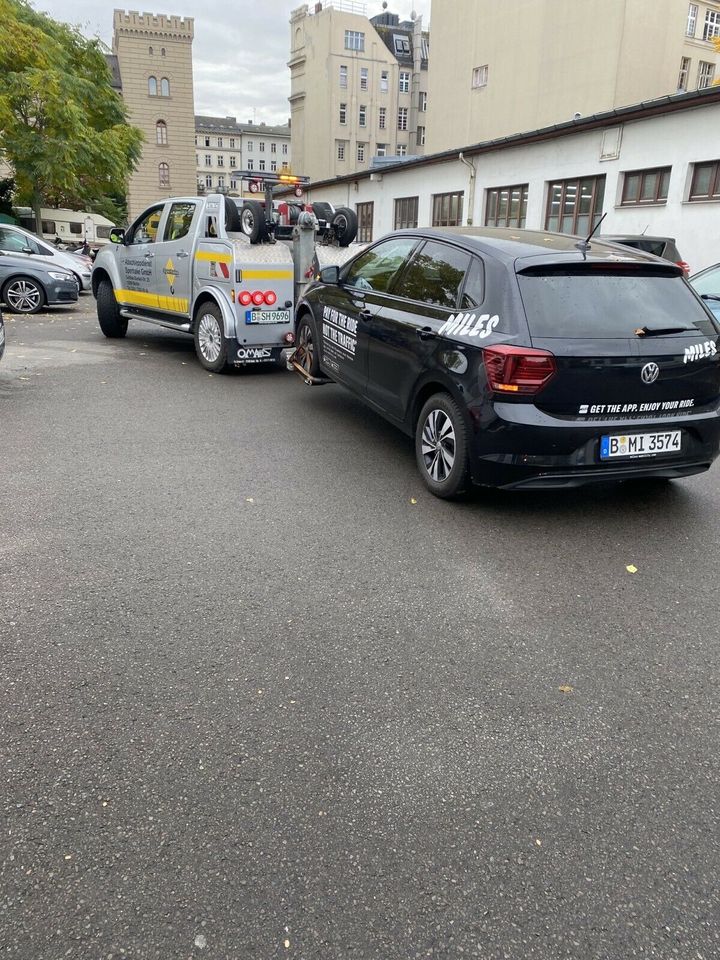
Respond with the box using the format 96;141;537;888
305;101;720;273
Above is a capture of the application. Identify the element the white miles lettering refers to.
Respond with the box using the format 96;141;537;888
683;340;717;364
438;312;500;339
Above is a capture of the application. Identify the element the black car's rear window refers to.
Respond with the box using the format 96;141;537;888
518;268;716;339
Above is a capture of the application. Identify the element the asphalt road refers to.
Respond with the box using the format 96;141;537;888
1;297;719;960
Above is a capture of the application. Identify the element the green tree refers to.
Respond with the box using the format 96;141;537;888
0;0;143;232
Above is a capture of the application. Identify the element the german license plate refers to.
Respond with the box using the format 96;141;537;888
245;309;290;325
600;430;681;459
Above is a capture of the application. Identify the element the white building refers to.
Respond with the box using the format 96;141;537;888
293;86;720;272
195;116;292;197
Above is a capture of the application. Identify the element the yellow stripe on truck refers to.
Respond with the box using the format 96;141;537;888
195;251;233;263
116;289;189;313
242;269;294;280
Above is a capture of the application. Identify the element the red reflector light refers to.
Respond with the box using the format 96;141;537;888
283;331;295;344
251;290;265;306
239;291;253;306
264;290;277;306
482;344;556;396
676;260;690;276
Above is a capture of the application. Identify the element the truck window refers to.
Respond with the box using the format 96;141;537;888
128;206;163;245
163;202;197;242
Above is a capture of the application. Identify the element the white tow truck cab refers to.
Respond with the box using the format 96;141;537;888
92;192;297;371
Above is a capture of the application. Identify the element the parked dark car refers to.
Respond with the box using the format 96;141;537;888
0;252;78;314
293;227;720;498
690;262;720;322
601;234;689;275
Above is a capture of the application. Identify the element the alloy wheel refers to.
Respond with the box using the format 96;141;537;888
6;280;42;313
296;323;314;373
198;313;222;362
420;409;456;482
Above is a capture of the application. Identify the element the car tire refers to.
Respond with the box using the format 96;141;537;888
96;280;128;338
331;207;358;247
194;302;229;372
240;200;267;244
295;313;321;377
415;393;470;499
2;276;45;315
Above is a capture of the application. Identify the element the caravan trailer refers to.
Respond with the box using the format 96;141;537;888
13;207;115;246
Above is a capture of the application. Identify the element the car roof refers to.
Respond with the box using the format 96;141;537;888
390;226;670;268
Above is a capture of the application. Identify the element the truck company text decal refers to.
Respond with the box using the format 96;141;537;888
683;340;717;363
438;313;500;339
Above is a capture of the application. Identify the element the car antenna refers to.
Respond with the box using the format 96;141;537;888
641;224;649;235
574;212;607;259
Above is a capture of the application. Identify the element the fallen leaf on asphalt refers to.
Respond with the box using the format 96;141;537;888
559;685;573;693
535;839;542;846
245;497;254;503
410;497;417;504
284;940;290;949
194;934;207;949
18;376;30;381
626;564;638;574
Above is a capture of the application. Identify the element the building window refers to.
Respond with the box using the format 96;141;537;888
230;138;235;148
345;30;365;51
380;70;389;92
259;159;265;171
148;45;153;55
217;137;223;148
379;106;386;129
270;160;277;171
545;175;606;234
156;120;167;145
337;141;346;161
419;91;427;112
416;125;425;146
217;155;224;167
689;160;720;200
204;136;211;147
356;201;373;242
394;196;418;229
259;142;265;152
158;162;170;187
160;77;169;96
205;174;212;188
339;102;347;124
485;184;529;227
282;143;288;155
678;56;691;90
357;143;366;162
360;67;368;90
161;47;166;56
703;7;720;39
148;75;158;96
340;64;348;88
229;156;236;167
204;154;212;166
621;167;671;205
217;175;225;188
247;141;253;151
698;61;715;88
397;144;407;157
230;178;238;191
687;3;698;36
359;104;367;127
271;142;277;153
398;107;408;130
472;64;489;88
399;71;410;93
432;191;464;227
393;34;410;55
376;143;386;157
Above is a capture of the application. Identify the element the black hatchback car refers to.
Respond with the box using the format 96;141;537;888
293;228;720;498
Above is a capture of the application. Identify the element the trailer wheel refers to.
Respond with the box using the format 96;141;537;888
295;313;321;377
240;200;267;243
331;207;358;247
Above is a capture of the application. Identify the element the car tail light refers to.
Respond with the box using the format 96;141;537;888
264;290;277;306
251;290;265;306
239;291;253;306
676;260;690;276
482;344;557;395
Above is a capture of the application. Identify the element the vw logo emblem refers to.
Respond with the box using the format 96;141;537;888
641;362;660;384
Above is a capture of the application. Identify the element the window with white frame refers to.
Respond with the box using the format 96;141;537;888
217;175;225;188
230;177;238;190
472;64;489;88
376;143;386;157
158;162;170;187
380;70;389;92
698;60;715;88
393;34;410;55
339;64;348;88
399;71;410;93
379;106;386;129
359;104;367;127
247;159;254;170
703;9;720;39
398;107;408;130
678;56;691;90
247;141;253;151
360;67;368;90
271;160;277;172
357;143;366;163
345;30;364;51
416;125;425;146
259;142;265;152
229;138;235;148
282;143;288;155
271;142;277;153
259;159;265;171
339;102;347;124
156;120;167;145
337;141;346;161
205;173;212;188
229;156;236;167
397;144;407;156
204;154;212;166
217;155;224;167
419;91;427;112
204;136;211;147
217;137;223;148
687;3;698;36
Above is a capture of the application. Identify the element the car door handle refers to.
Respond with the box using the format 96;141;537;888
416;326;436;340
359;309;372;322
176;251;189;259
144;251;154;259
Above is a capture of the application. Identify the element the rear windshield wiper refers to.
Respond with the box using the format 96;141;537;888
700;293;720;302
634;325;696;337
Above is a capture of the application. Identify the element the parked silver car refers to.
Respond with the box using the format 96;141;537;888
0;224;93;291
0;252;78;314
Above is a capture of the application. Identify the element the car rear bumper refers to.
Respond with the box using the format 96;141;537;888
468;401;720;489
228;340;292;367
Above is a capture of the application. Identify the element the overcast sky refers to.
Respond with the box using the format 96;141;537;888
35;0;432;125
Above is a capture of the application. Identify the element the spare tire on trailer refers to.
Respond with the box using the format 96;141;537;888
310;201;334;225
240;199;267;243
224;195;243;233
331;206;358;247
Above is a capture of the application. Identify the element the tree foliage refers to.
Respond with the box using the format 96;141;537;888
0;0;143;229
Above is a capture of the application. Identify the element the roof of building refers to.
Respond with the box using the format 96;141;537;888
195;115;290;137
370;14;429;68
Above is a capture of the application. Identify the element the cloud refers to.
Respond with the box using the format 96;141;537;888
34;0;432;125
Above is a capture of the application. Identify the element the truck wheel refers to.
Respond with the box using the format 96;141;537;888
194;302;229;372
415;393;470;499
332;207;358;246
240;200;266;243
295;313;321;377
2;277;45;314
96;280;128;337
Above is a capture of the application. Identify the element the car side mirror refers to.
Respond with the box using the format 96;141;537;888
319;265;340;285
109;228;126;245
22;246;33;255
